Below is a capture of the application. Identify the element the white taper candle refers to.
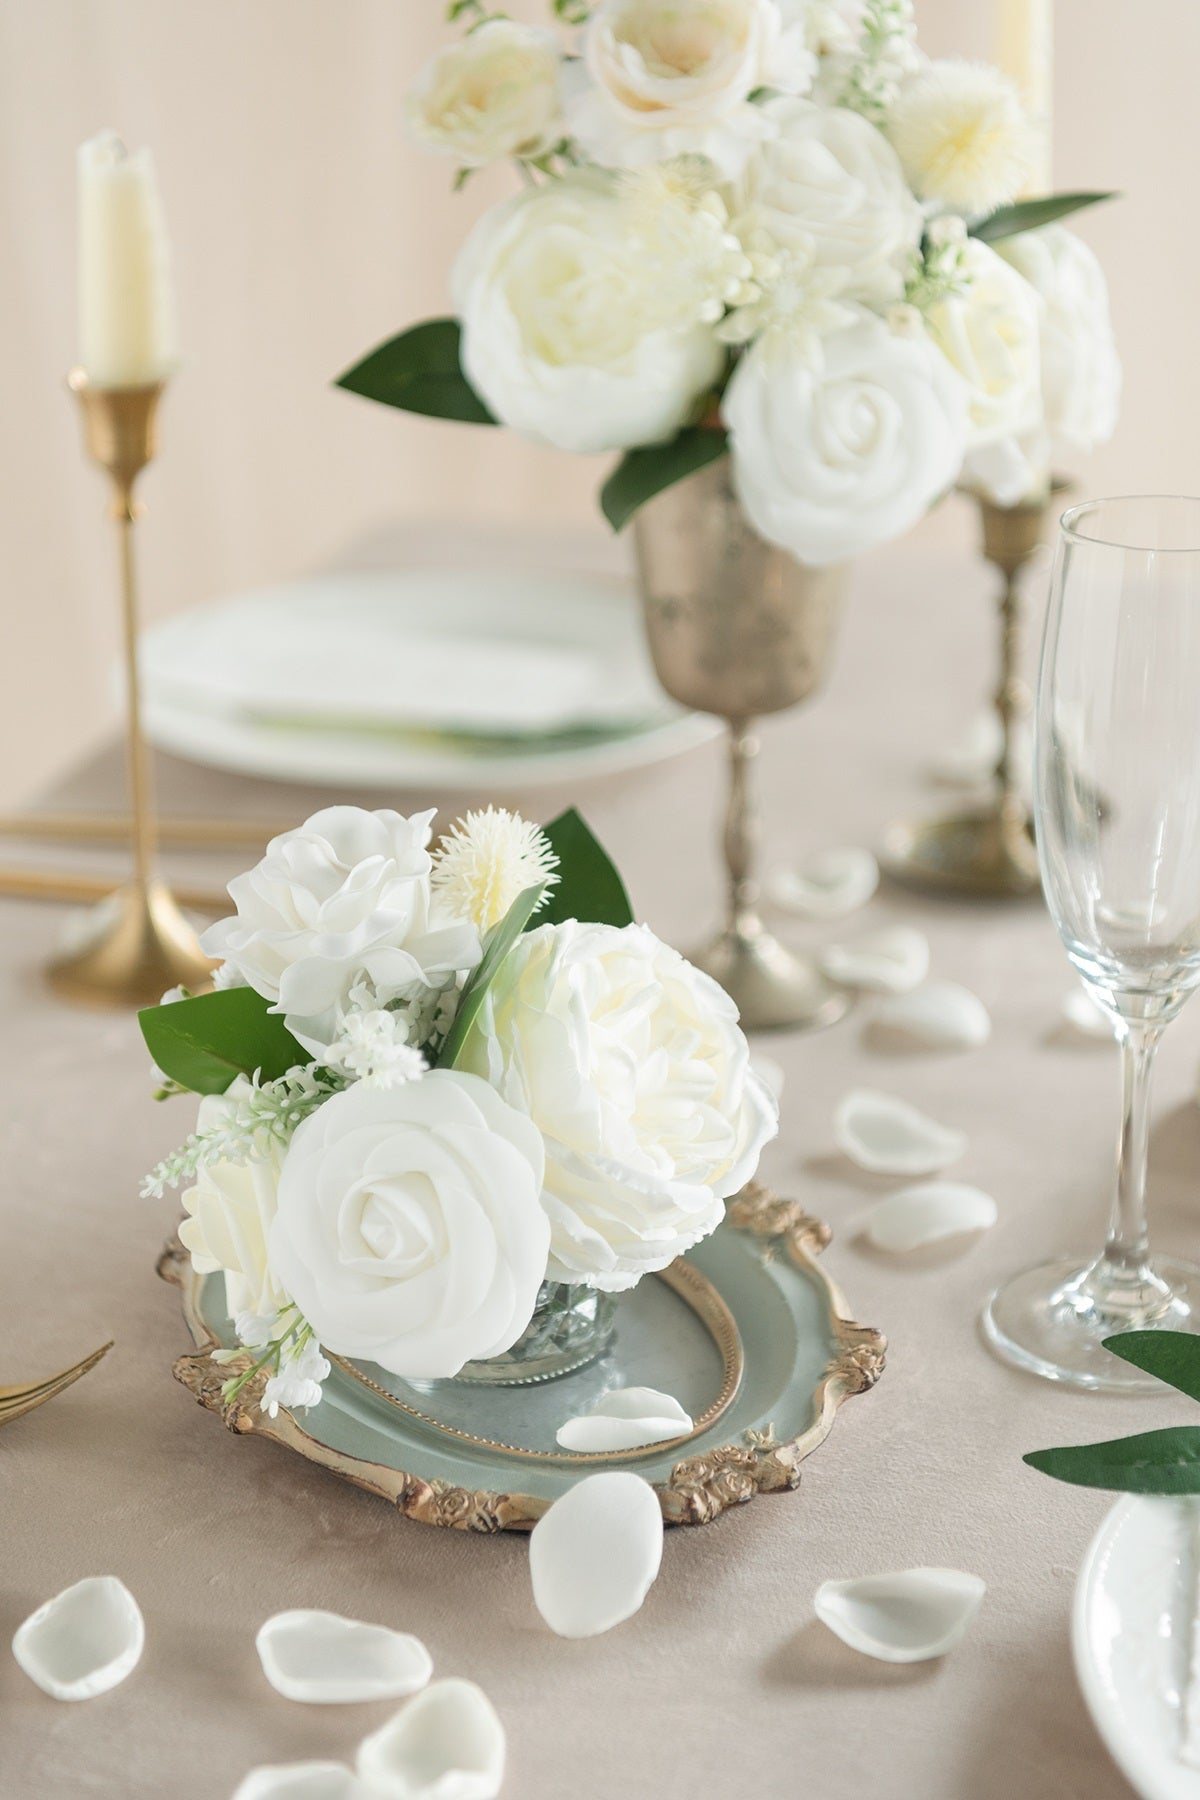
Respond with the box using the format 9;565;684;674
77;130;179;389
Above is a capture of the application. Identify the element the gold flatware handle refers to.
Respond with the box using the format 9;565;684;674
0;813;287;850
0;868;228;912
0;1341;113;1425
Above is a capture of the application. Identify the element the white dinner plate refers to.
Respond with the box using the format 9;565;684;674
1074;1494;1200;1799
141;567;717;791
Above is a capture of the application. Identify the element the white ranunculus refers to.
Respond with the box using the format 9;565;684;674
407;19;563;169
736;97;923;304
452;178;723;454
458;920;778;1292
722;305;967;566
201;808;480;1059
924;238;1042;454
997;225;1121;456
179;1079;287;1321
564;0;815;179
268;1073;549;1380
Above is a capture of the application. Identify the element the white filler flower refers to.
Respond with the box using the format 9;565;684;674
179;1079;288;1321
407;19;563;168
268;1073;550;1380
452;176;724;454
458;920;778;1292
887;59;1035;215
431;807;559;935
201;808;480;1059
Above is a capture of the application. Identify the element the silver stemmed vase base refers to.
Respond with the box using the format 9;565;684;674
692;924;851;1033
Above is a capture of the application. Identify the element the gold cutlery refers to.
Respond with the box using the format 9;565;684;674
0;1341;113;1427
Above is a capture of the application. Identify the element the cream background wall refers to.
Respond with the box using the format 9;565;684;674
0;0;1191;808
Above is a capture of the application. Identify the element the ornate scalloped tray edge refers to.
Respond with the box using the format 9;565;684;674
157;1184;885;1533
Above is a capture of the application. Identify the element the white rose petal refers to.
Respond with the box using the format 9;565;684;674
407;19;562;168
925;238;1042;453
864;1181;997;1252
723;307;967;567
255;1610;432;1705
459;919;778;1292
555;1386;694;1452
529;1472;665;1638
268;1072;550;1380
834;1088;966;1176
815;1567;986;1663
821;925;929;992
357;1681;505;1800
179;1077;287;1320
872;980;991;1049
12;1577;144;1702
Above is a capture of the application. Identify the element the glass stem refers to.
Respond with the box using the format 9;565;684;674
1100;1022;1163;1292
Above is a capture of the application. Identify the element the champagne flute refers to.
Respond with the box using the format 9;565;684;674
983;496;1200;1390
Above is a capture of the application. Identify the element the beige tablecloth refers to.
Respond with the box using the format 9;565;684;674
4;518;1197;1800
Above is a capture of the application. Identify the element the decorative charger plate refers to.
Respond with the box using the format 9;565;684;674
159;1186;885;1532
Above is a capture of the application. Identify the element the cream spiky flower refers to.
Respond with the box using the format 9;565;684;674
431;808;559;935
887;60;1036;216
718;219;856;362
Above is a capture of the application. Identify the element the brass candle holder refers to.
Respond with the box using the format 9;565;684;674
47;371;215;1007
882;485;1065;900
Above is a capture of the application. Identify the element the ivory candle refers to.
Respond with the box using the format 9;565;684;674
996;0;1053;194
77;130;178;389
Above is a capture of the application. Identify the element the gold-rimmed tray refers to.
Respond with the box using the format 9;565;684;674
159;1185;885;1532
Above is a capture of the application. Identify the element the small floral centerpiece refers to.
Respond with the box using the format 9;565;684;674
142;805;777;1412
338;0;1120;562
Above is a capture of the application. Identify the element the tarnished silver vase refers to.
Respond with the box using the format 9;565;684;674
634;456;851;1032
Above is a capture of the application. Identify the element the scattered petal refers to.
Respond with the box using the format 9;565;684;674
529;1471;664;1639
865;1183;997;1252
835;1089;966;1176
357;1679;504;1800
926;709;1003;787
751;1053;785;1101
12;1576;144;1701
255;1610;432;1705
555;1386;694;1453
768;848;880;920
232;1766;366;1800
815;1567;986;1663
1062;988;1113;1042
822;927;930;994
872;981;991;1049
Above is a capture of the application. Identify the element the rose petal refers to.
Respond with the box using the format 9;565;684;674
768;848;880;921
834;1089;966;1175
822;927;930;994
555;1386;693;1452
12;1576;144;1702
1062;988;1113;1042
872;981;991;1049
232;1766;366;1800
357;1680;505;1800
865;1183;997;1252
255;1610;432;1705
529;1472;664;1639
815;1567;985;1663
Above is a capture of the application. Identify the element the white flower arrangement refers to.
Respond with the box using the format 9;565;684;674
338;0;1120;561
143;805;777;1409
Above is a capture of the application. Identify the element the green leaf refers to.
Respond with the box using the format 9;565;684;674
1024;1426;1200;1494
335;319;496;426
537;807;634;929
139;988;308;1097
1101;1330;1200;1403
600;427;728;532
437;884;547;1068
970;190;1118;243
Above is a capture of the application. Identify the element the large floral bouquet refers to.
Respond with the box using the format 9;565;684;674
143;806;776;1412
338;0;1120;564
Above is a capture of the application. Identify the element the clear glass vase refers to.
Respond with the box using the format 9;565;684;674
451;1280;618;1387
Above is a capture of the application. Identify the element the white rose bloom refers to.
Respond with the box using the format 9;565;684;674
723;305;967;566
453;178;723;454
201;808;480;1058
406;19;563;168
268;1073;550;1380
179;1079;287;1321
736;97;922;304
458;920;778;1292
564;0;816;180
997;225;1121;455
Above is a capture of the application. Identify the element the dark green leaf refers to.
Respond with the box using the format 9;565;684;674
1024;1426;1200;1494
600;427;727;532
1101;1330;1200;1403
438;884;547;1068
139;988;308;1096
335;319;496;425
971;190;1118;243
537;807;634;929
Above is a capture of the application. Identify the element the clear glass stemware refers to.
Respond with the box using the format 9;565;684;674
983;496;1200;1390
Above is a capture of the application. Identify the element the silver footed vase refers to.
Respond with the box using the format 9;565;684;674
634;457;851;1033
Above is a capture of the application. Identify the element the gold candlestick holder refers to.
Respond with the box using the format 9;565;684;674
881;485;1065;900
47;371;216;1007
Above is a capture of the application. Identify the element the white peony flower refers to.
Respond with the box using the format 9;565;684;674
722;305;967;566
431;807;559;935
406;19;563;168
267;1073;550;1380
734;97;923;305
923;238;1042;453
458;920;778;1292
564;0;816;179
200;808;480;1059
997;224;1121;456
887;59;1036;215
179;1079;288;1321
452;176;724;454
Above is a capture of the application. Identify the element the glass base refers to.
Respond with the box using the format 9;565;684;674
450;1282;618;1387
982;1255;1200;1391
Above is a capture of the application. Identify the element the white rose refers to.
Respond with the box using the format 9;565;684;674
458;920;778;1292
564;0;815;179
201;808;480;1059
924;238;1042;452
453;178;723;454
407;19;563;169
736;97;923;304
997;225;1121;456
179;1079;286;1321
268;1073;549;1380
722;306;967;566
